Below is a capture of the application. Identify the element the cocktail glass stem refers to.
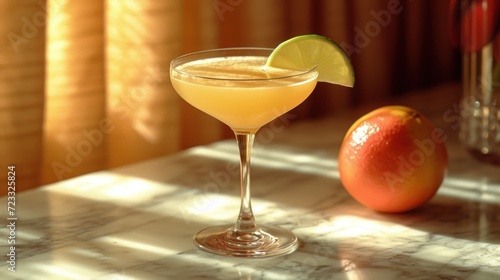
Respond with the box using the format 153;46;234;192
192;129;298;257
234;132;257;233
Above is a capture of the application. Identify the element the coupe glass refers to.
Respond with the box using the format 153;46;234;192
170;48;318;257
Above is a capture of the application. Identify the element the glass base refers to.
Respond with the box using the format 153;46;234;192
193;224;298;258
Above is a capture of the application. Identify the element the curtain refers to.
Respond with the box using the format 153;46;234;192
0;0;458;195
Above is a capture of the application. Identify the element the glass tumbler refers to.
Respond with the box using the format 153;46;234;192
457;0;500;163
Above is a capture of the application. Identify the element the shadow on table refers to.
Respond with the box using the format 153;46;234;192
368;169;500;245
380;196;500;245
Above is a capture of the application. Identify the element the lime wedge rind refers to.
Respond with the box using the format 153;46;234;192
266;34;355;87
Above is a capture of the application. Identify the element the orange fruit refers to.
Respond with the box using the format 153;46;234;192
338;106;448;213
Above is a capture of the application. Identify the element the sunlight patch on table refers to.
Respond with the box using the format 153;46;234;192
45;171;178;203
438;176;500;204
313;215;428;239
34;261;97;280
97;235;177;256
189;194;237;214
191;144;339;178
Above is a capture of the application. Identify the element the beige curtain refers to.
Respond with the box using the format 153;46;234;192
0;0;457;195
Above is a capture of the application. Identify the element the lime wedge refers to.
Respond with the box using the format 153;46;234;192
266;34;355;87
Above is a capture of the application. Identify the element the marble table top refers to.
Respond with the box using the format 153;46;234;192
1;83;500;279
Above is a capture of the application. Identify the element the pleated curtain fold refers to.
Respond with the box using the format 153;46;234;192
1;0;47;193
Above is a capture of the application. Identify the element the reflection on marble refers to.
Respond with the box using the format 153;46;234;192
1;83;500;279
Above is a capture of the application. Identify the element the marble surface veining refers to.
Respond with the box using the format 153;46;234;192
1;83;500;279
